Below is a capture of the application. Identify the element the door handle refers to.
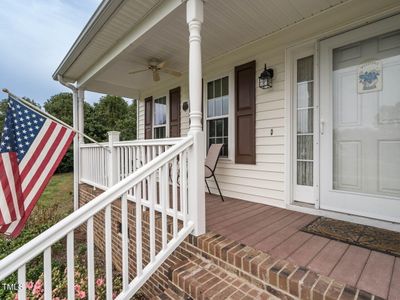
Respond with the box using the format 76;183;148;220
320;119;325;135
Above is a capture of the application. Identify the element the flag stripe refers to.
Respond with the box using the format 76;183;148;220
0;155;16;223
10;152;24;218
23;126;67;203
18;120;51;172
20;121;56;178
21;124;62;190
4;130;75;237
2;153;21;220
0;157;13;224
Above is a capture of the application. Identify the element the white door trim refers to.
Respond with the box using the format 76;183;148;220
285;41;319;207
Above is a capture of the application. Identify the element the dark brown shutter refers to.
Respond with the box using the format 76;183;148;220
235;61;256;164
169;87;181;137
144;96;153;139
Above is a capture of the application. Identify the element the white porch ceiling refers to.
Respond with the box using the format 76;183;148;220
57;0;350;98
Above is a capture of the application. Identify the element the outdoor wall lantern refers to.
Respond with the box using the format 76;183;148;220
259;64;274;89
182;101;189;112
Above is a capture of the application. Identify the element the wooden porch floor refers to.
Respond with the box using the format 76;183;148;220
205;193;400;299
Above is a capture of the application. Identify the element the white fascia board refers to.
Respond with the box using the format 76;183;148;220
77;0;183;88
52;0;124;81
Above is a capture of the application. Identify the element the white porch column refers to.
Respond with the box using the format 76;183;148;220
108;131;120;187
72;90;79;210
187;0;205;236
77;89;85;144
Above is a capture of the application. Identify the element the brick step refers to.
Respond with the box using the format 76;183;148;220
171;256;295;300
151;288;186;300
190;233;383;300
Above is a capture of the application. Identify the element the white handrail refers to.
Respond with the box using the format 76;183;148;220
79;138;184;148
80;137;185;188
0;136;194;289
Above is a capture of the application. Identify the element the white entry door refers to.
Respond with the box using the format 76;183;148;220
320;17;400;222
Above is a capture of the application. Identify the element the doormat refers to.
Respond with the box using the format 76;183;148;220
301;217;400;257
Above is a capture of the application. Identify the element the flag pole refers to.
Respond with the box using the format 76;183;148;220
2;88;111;152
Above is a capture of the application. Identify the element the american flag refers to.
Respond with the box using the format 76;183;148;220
0;95;75;237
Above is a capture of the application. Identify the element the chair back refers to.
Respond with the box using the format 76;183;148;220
205;144;223;172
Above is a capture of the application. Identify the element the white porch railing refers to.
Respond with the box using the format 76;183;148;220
80;137;184;189
0;136;194;300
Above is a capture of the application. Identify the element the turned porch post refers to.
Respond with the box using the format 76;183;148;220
187;0;205;236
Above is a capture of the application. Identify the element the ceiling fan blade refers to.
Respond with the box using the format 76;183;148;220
161;68;182;77
128;68;148;75
153;70;160;81
157;61;166;69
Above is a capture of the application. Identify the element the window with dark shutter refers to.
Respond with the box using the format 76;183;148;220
169;87;181;137
144;96;153;139
235;61;256;164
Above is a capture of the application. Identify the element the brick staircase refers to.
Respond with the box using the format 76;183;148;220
162;256;292;299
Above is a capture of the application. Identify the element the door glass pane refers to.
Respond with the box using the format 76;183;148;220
297;161;313;186
332;32;400;197
297;109;314;134
297;135;313;160
296;56;314;186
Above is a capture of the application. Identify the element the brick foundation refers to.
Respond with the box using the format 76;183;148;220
79;183;381;300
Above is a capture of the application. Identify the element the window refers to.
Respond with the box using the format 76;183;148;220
296;56;314;186
206;77;229;157
153;96;167;139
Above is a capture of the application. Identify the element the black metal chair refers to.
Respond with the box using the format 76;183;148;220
205;144;224;201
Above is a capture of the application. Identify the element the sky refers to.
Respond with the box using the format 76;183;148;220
0;0;104;105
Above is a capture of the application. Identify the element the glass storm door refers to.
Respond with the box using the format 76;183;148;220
320;21;400;222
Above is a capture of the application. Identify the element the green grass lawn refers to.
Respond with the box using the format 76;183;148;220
36;172;73;215
0;172;74;260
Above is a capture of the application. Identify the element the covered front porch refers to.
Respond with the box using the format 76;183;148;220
50;0;400;298
205;193;400;299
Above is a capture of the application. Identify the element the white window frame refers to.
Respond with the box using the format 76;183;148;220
152;94;169;139
203;71;235;161
285;41;320;208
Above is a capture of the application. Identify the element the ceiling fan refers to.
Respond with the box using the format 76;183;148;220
128;60;182;82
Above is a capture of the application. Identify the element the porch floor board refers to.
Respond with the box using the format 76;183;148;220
205;193;400;299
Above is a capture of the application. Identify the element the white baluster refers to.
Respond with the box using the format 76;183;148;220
121;193;129;291
67;231;75;300
87;217;95;300
125;147;129;179
172;157;178;238
43;247;52;299
17;264;26;300
135;184;142;276
182;151;188;226
105;204;113;299
161;164;168;249
149;174;155;261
